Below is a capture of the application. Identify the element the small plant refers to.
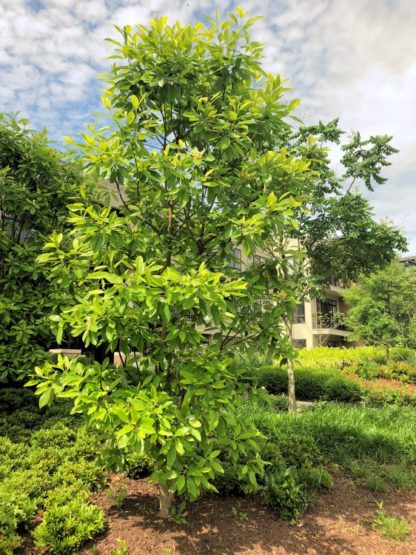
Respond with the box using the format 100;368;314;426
33;494;106;553
107;485;128;509
112;538;128;555
231;502;249;521
372;502;411;541
266;468;306;524
364;473;388;493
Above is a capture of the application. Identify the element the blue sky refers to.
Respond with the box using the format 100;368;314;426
1;0;415;252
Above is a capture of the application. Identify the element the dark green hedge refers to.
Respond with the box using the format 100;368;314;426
255;366;363;402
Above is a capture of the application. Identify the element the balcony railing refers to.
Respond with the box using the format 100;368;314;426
312;313;347;331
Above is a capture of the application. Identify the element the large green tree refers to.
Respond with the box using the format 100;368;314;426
343;261;416;351
31;11;311;517
0;114;89;382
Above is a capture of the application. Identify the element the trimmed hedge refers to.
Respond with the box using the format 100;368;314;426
255;365;363;402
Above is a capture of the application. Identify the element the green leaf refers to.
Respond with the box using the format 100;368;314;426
167;443;176;468
130;95;139;110
176;475;185;493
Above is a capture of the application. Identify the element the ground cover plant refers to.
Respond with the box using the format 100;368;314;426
0;388;107;553
372;502;412;541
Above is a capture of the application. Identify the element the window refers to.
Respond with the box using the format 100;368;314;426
253;254;266;265
229;248;242;270
293;339;306;349
317;299;337;327
294;301;305;323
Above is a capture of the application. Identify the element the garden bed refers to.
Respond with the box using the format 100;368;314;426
81;475;416;554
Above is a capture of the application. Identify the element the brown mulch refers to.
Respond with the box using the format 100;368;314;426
80;475;416;555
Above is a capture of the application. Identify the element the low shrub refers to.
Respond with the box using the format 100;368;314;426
362;384;416;407
265;464;332;523
297;346;416;370
255;366;363;402
33;492;106;553
124;452;154;479
0;388;107;552
266;468;305;523
0;490;36;551
345;360;416;384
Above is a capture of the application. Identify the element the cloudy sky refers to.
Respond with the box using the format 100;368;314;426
1;0;415;252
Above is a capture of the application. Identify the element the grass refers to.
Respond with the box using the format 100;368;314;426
372;502;411;541
238;398;416;493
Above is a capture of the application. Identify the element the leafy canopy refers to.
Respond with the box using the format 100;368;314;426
0;114;85;382
343;261;416;350
31;10;312;514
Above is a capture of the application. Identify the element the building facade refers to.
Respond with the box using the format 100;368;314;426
291;282;351;348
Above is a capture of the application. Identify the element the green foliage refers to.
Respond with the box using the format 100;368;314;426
297;346;415;369
34;10;314;512
372;502;411;541
344;261;416;350
238;397;416;496
362;386;416;408
107;485;128;508
0;388;106;551
254;365;363;402
345;360;416;384
33;491;106;553
266;465;332;523
266;468;305;523
0;114;89;382
112;538;128;555
286;120;406;287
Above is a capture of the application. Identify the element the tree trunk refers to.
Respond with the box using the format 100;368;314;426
287;357;297;413
284;317;297;414
158;484;174;518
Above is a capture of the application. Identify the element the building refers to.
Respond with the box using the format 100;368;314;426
291;281;351;349
400;255;416;267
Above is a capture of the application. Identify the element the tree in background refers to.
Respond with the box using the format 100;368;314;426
0;114;88;382
254;120;406;411
31;11;312;517
343;261;416;352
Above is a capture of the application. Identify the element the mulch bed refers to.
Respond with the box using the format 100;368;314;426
80;475;416;555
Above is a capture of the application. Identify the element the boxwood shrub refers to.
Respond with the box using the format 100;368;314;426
255;366;363;402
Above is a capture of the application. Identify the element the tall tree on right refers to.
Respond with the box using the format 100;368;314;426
343;261;416;353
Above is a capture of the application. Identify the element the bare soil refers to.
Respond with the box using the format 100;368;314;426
82;475;416;555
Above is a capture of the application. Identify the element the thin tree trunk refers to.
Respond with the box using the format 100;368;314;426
158;484;174;518
284;317;297;414
287;357;297;413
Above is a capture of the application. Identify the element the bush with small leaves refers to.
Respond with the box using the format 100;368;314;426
33;491;105;553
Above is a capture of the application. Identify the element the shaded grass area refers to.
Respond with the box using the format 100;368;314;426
239;399;416;493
